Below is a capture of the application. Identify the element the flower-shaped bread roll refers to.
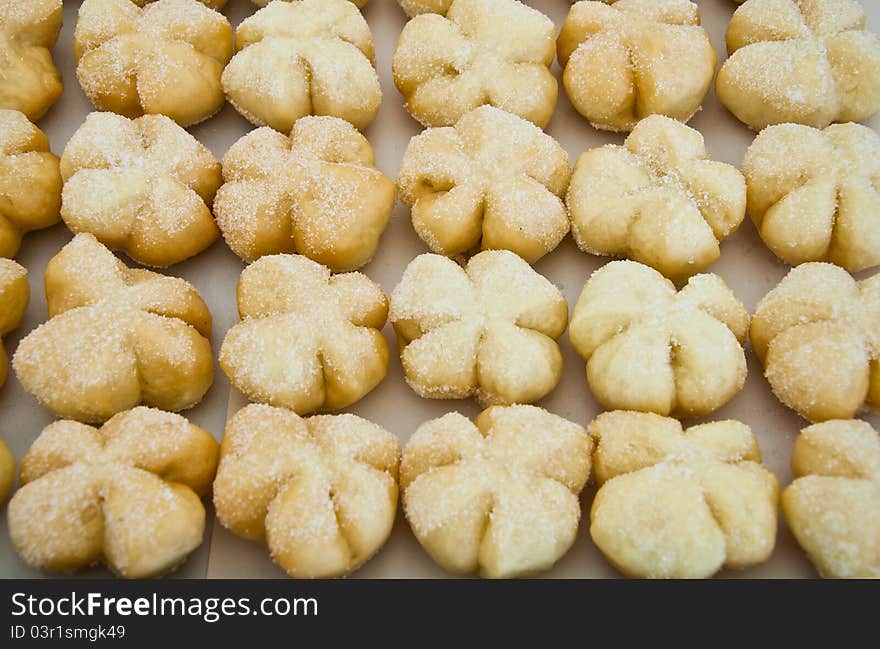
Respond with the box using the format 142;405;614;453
0;438;12;501
220;254;388;414
390;251;568;406
0;0;62;121
74;0;232;127
222;0;380;133
589;411;779;579
717;0;880;130
571;261;749;417
392;0;557;128
558;1;716;132
0;258;27;389
743;122;880;272
13;234;213;423
214;404;399;578
567;115;746;280
214;117;394;270
782;419;880;578
61;113;221;268
8;407;219;577
751;263;880;422
0;110;61;258
402;406;591;578
398;106;571;264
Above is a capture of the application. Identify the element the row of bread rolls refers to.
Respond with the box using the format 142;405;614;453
2;403;877;580
1;233;875;452
4;105;879;279
3;1;878;133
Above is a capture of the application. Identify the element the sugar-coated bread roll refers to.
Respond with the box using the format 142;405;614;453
390;250;568;406
8;407;218;577
717;0;880;131
213;404;400;578
567;115;746;280
0;110;61;258
0;258;28;389
0;438;13;502
751;263;880;422
214;116;394;269
222;0;380;132
558;1;716;132
782;419;880;578
743;122;880;272
402;405;592;578
220;254;388;414
398;106;570;264
392;0;557;128
13;234;214;423
61;112;221;268
570;261;749;417
0;0;62;122
74;0;232;127
589;411;779;579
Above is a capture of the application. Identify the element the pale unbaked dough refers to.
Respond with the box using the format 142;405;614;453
782;419;880;579
61;112;220;268
0;258;27;389
214;116;394;270
567;115;746;280
8;407;218;578
392;0;557;128
717;0;880;130
751;262;880;422
13;234;214;423
558;1;716;132
398;106;570;264
0;109;60;258
213;404;399;579
223;0;380;133
390;250;568;406
0;438;12;502
743;122;880;272
0;0;63;122
74;0;232;127
570;261;750;417
220;254;389;414
402;405;591;578
589;410;779;579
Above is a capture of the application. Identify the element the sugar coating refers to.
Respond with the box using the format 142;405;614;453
0;109;61;258
743;122;880;272
219;254;389;414
12;234;214;423
717;0;880;130
61;112;221;268
222;0;380;133
750;262;880;422
398;106;570;264
401;404;591;578
0;0;63;121
214;115;394;270
74;0;232;127
7;406;218;578
782;419;880;578
390;250;568;407
589;410;779;579
213;403;399;579
570;260;750;418
558;0;716;132
392;0;558;128
0;257;27;389
567;115;746;280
